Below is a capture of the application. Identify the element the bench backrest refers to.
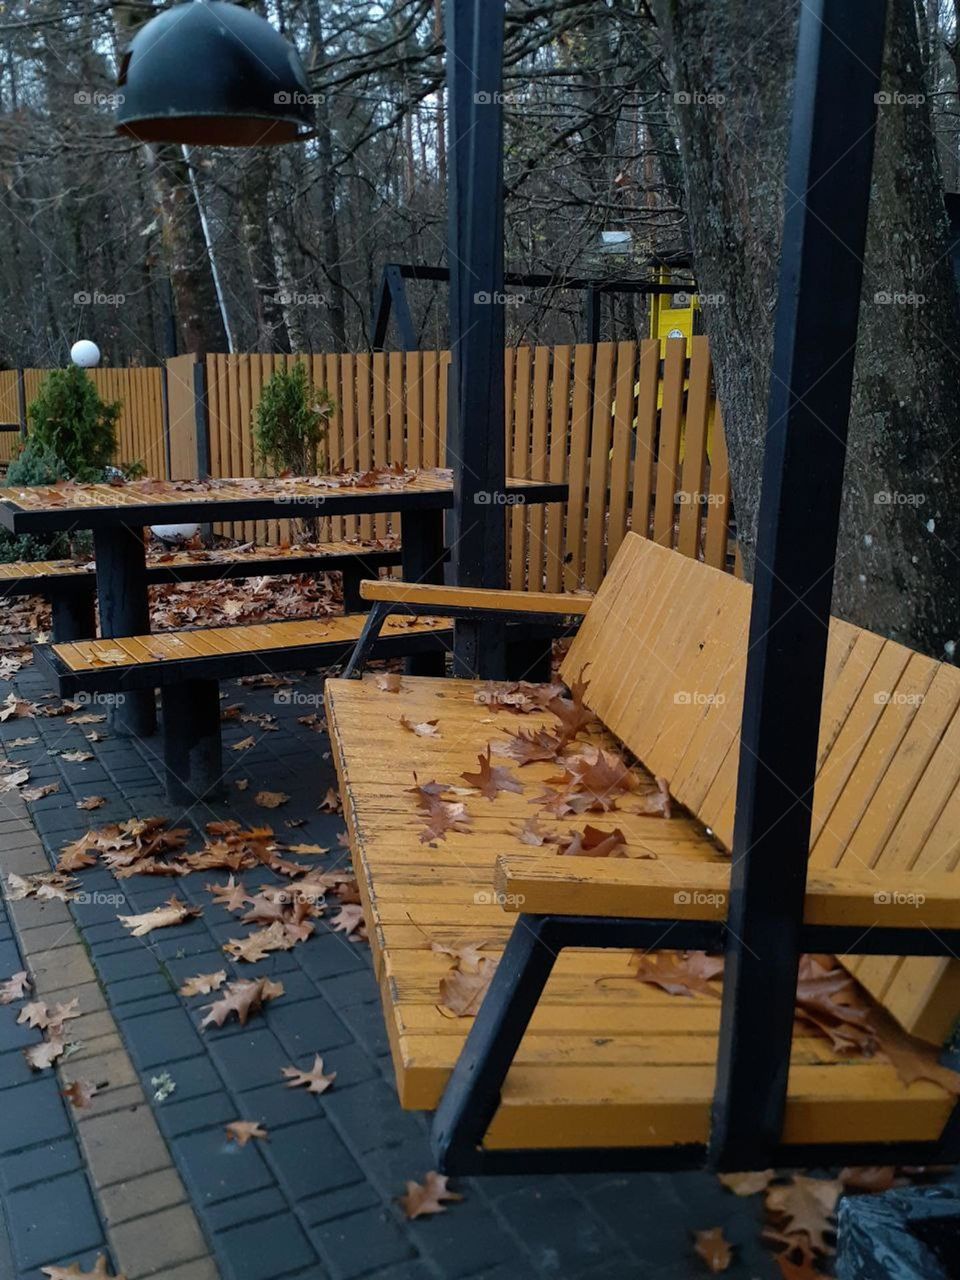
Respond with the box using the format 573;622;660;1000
562;533;960;1042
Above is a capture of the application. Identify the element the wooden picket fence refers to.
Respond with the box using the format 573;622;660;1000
0;338;735;588
200;337;734;590
0;367;167;478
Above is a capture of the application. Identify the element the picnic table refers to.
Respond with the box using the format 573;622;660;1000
0;467;567;733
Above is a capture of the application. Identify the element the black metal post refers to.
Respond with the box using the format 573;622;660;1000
50;585;97;643
445;0;508;678
400;508;447;675
709;0;888;1170
160;678;224;806
16;370;27;438
373;265;417;352
94;524;157;737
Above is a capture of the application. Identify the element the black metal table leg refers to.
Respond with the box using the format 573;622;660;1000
93;525;157;736
160;678;224;806
400;508;447;676
49;584;97;643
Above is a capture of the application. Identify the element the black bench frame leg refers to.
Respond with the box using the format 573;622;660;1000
50;584;97;643
160;679;225;806
342;566;365;613
342;601;392;678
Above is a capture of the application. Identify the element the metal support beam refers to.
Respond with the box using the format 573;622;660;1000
445;0;508;678
709;0;889;1170
373;264;417;351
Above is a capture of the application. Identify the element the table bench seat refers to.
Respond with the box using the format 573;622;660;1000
325;673;956;1154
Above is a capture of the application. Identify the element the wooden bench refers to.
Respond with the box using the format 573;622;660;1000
324;533;960;1173
37;612;451;806
0;540;403;642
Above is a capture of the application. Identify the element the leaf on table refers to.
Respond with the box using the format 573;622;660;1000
23;783;60;801
632;950;724;998
869;1002;960;1095
398;1171;463;1219
200;977;284;1030
419;795;472;843
62;1079;98;1109
61;751;94;763
119;896;201;937
376;673;403;693
431;940;491;971
546;746;642;812
556;824;628;858
494;726;565;765
409;776;451;807
76;796;106;811
179;971;228;998
319;787;342;813
460;747;523;800
282;1054;336;1094
232;736;256;751
764;1175;842;1254
225;1120;268;1147
41;1255;126;1280
545;672;595;742
0;971;30;1004
400;715;441;737
439;956;499;1016
224;921;297;963
24;1034;66;1071
694;1227;733;1273
475;680;566;714
718;1170;775;1197
254;790;289;809
514;815;552;846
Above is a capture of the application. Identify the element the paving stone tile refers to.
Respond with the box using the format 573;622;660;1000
121;1006;204;1069
64;1045;138;1091
296;934;370;983
299;1181;381;1227
311;1206;417;1280
74;1083;146;1122
0;847;52;877
79;1104;172;1188
495;1188;624;1277
29;944;96;994
6;1171;103;1270
151;1258;221;1280
0;1048;34;1092
144;1054;224;1103
209;1028;291;1092
265;1117;362;1199
156;1090;237;1140
106;974;177;1010
0;1078;71;1155
265;998;354;1059
171;1127;276;1206
8;895;72;932
43;981;107;1015
0;1138;83;1191
322;1078;424;1156
214;1212;317;1280
94;947;160;984
203;1186;288;1233
111;1202;209;1280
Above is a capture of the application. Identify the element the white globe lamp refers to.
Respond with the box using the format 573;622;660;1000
71;340;101;369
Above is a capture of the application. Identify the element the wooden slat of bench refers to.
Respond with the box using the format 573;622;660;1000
325;672;955;1150
359;580;591;615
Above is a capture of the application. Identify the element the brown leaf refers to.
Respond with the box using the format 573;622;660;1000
286;843;328;855
460;747;523;801
62;1079;98;1109
208;875;251;911
200;978;284;1030
61;750;94;763
693;1227;733;1273
282;1055;337;1094
400;715;441;737
431;940;491;970
254;790;289;809
547;746;641;812
319;787;342;813
179;971;228;997
225;1120;268;1147
41;1255;126;1280
765;1175;842;1254
514;816;552;846
232;736;256;751
439;956;499;1016
23;783;60;802
556;825;628;858
717;1170;775;1197
119;897;201;937
330;903;366;940
24;1035;66;1071
494;726;565;765
632;950;724;998
18;1001;52;1029
0;971;30;1004
376;673;403;693
76;796;106;811
398;1171;463;1220
419;795;472;843
224;922;297;963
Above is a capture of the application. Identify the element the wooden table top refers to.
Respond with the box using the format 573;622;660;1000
0;467;568;533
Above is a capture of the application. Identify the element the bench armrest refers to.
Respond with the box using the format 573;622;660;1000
358;580;593;617
494;855;958;931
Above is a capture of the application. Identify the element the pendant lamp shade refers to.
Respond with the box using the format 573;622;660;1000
115;1;316;147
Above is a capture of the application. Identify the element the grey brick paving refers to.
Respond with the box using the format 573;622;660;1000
0;660;812;1280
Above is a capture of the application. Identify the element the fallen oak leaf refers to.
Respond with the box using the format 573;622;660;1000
376;673;403;692
632;950;724;998
693;1226;734;1273
319;787;342;813
18;1001;52;1029
76;796;106;811
61;750;94;763
460;746;523;801
0;970;30;1004
179;971;228;997
62;1079;99;1109
24;1034;66;1071
254;790;289;809
119;897;201;937
764;1174;842;1255
494;725;565;765
439;956;499;1017
556;824;629;858
200;978;284;1030
330;903;366;940
224;922;298;963
400;715;441;738
431;939;491;970
282;1054;336;1094
23;783;60;802
41;1255;126;1280
717;1170;775;1197
232;736;256;751
419;795;472;843
398;1171;463;1220
225;1120;268;1147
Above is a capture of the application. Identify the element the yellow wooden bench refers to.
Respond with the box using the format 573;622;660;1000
325;533;960;1172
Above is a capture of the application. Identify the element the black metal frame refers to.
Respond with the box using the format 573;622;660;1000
432;912;960;1175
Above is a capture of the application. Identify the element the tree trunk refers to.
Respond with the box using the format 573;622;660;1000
239;153;290;353
652;0;960;658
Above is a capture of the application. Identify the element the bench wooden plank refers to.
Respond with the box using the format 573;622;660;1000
359;580;592;615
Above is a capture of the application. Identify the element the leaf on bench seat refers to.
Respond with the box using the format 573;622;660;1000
438;956;499;1017
460;747;522;800
556;825;629;858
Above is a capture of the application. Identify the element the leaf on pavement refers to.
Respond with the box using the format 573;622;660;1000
225;1120;268;1147
232;736;256;751
77;796;106;811
0;971;30;1004
282;1055;337;1094
330;903;366;940
41;1255;126;1279
207;876;250;912
319;787;342;813
179;971;228;998
764;1175;842;1254
398;1171;463;1219
694;1227;733;1273
119;897;201;937
254;790;289;809
24;1034;66;1071
200;978;284;1030
718;1170;775;1197
62;1079;98;1109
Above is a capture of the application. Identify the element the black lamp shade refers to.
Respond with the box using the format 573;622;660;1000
115;1;316;147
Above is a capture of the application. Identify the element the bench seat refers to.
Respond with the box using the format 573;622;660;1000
325;673;956;1150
